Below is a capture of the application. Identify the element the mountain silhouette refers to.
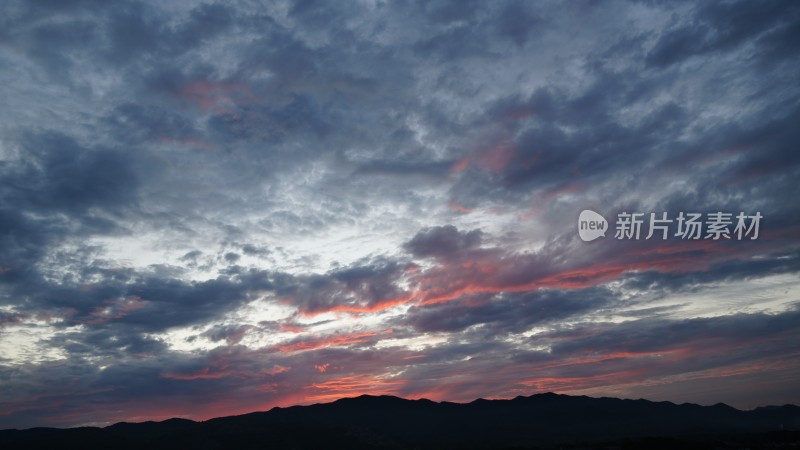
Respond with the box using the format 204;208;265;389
1;393;798;449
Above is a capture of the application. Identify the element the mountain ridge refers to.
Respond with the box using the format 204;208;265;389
2;392;799;449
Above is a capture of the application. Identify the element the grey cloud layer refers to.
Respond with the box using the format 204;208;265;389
0;0;799;428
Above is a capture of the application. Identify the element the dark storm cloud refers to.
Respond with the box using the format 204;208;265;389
0;353;238;428
353;160;453;179
404;225;483;260
394;306;800;404
11;132;138;215
447;81;690;208
714;107;800;187
495;0;542;46
115;273;271;330
180;250;203;262
400;287;615;334
4;264;279;340
619;250;800;294
413;23;496;60
48;326;167;358
444;3;800;222
223;252;240;264
0;310;25;328
0;131;138;285
1;0;239;76
507;309;800;391
103;103;198;145
201;324;254;345
464;78;678;188
646;1;800;67
395;218;798;337
241;244;269;257
206;95;333;145
279;257;412;315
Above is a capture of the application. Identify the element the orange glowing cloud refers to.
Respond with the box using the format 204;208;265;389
286;235;753;318
517;371;649;392
280;322;306;333
275;330;392;353
299;295;414;317
411;239;737;307
305;374;402;402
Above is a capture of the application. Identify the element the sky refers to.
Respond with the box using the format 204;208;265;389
1;0;799;429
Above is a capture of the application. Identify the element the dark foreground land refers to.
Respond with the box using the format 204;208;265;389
1;393;799;449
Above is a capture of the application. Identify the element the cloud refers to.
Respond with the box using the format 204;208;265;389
400;287;614;334
0;0;798;429
646;1;800;67
404;225;483;260
281;257;413;315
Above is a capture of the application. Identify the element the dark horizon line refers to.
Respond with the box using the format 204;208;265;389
8;391;798;432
